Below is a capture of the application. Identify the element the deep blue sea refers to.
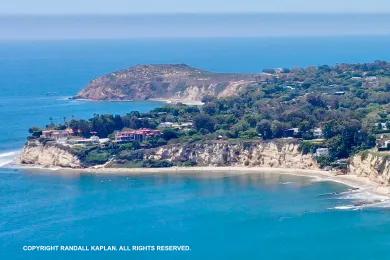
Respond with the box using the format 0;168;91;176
1;37;390;259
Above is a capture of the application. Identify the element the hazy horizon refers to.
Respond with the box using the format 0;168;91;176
1;13;389;40
2;0;390;14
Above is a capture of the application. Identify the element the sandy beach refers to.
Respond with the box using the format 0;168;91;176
149;98;204;106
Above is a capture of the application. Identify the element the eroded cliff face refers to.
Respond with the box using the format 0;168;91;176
142;140;319;169
20;139;318;170
349;152;390;185
20;140;81;168
75;64;258;101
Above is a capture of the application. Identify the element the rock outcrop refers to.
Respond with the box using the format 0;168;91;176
349;151;390;185
20;140;81;168
141;140;318;169
75;64;259;101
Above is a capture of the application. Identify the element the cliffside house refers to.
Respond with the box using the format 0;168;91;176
377;140;390;151
331;158;348;170
256;73;275;83
158;122;193;130
364;76;379;88
284;128;300;138
313;127;323;138
40;128;73;140
375;122;389;131
315;148;329;157
180;122;193;129
115;128;161;143
159;122;174;128
67;136;110;146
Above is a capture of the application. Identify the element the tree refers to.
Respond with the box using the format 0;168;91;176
193;114;215;133
306;94;326;108
69;119;91;137
271;120;286;138
203;103;218;115
239;129;258;139
256;119;272;139
327;136;349;159
28;127;42;138
162;128;179;141
113;114;123;130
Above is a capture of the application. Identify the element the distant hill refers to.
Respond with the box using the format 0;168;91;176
74;64;258;102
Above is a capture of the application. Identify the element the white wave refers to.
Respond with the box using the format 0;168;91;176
328;188;390;210
280;181;295;185
55;96;72;101
332;205;359;210
368;200;390;208
338;189;388;202
331;199;390;210
0;150;20;167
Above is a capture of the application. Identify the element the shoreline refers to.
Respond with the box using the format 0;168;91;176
71;97;204;106
149;98;204;106
10;164;390;199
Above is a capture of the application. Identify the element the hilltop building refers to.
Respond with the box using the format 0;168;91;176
115;128;161;143
40;128;74;140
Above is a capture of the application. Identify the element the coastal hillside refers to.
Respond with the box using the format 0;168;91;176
23;61;390;182
75;64;257;101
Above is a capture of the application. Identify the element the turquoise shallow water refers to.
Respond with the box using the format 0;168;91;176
1;37;390;259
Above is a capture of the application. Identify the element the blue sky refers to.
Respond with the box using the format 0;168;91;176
1;0;390;14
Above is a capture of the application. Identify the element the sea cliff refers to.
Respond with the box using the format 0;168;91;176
19;139;390;189
349;151;390;185
20;140;82;168
20;139;318;170
139;140;318;169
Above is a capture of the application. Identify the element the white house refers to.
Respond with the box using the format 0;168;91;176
313;127;323;138
315;148;329;157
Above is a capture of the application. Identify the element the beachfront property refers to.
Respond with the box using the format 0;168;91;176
315;148;329;157
331;158;349;169
377;140;390;151
376;133;390;151
115;128;162;143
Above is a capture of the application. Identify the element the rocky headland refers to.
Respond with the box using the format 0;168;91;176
74;64;259;101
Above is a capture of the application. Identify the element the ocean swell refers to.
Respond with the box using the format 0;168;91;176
0;150;20;167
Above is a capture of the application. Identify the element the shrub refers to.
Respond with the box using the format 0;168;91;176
85;150;111;165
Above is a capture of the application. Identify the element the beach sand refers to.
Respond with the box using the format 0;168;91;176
149;98;204;106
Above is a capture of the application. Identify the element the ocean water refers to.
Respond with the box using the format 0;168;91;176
1;37;390;259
